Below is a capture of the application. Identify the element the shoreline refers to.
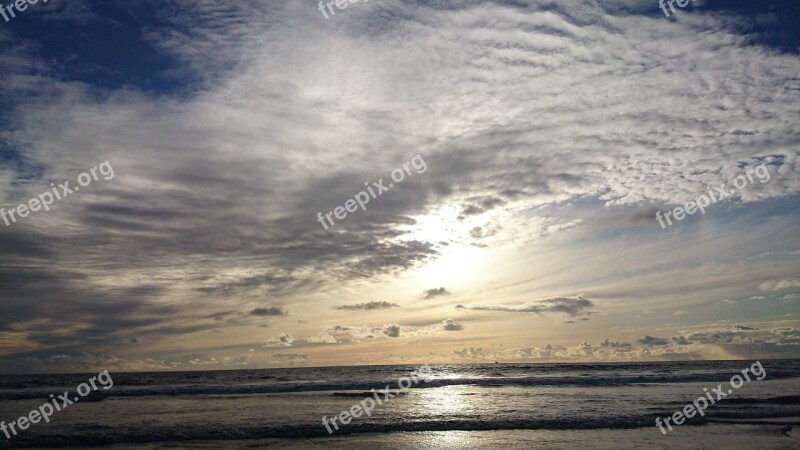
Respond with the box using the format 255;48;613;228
91;423;800;450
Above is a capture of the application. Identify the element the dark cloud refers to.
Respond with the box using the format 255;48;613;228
424;287;450;299
335;301;401;311
456;296;594;317
459;196;506;218
0;262;196;355
671;336;692;345
441;318;464;331
273;353;309;361
263;333;294;347
638;336;669;346
668;327;798;346
685;331;751;344
600;339;632;349
196;274;302;298
249;307;287;317
383;324;401;338
626;207;661;224
469;225;500;240
0;229;53;258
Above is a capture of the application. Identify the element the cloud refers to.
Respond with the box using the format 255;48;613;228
441;318;464;331
453;347;485;359
683;327;768;344
456;296;594;317
249;307;287;317
424;287;450;299
469;224;501;241
306;332;337;344
335;301;401;311
263;333;294;348
0;0;799;372
323;325;380;340
671;336;692;345
600;339;632;349
0;351;252;374
383;324;401;338
759;279;800;291
322;319;464;340
189;357;220;366
273;353;308;359
450;325;800;362
674;310;687;316
272;353;309;363
638;336;669;346
459;196;506;217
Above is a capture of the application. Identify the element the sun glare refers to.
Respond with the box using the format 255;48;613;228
398;207;487;286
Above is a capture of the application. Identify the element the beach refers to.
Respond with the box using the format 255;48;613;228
1;361;798;449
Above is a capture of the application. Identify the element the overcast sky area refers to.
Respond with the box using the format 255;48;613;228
0;0;798;373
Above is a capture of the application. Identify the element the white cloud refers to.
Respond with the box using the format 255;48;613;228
306;332;338;344
263;333;295;348
759;279;800;291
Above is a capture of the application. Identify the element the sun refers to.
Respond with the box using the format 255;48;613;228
398;206;485;286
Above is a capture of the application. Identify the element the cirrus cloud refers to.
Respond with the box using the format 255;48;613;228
456;296;594;317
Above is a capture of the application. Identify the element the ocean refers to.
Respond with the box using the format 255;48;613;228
1;360;799;449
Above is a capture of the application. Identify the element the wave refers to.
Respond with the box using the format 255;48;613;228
723;395;800;405
330;391;408;397
2;372;800;401
1;415;798;448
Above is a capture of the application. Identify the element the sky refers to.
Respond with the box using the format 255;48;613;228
0;0;798;374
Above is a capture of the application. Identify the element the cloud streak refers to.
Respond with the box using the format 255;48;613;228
456;296;594;317
335;301;401;311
